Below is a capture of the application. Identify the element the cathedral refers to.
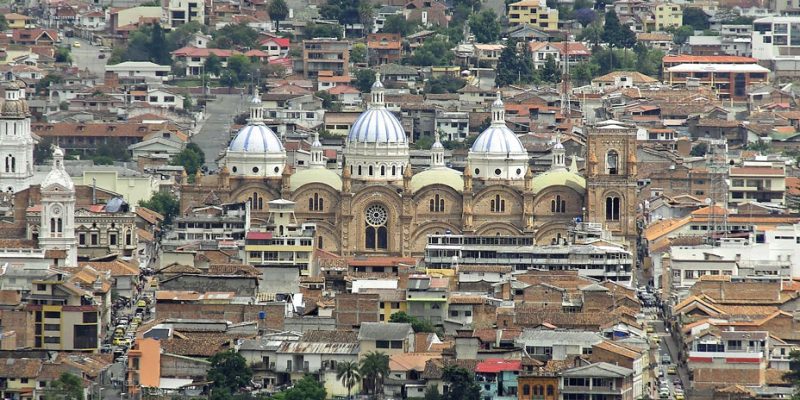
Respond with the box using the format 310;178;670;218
180;76;638;256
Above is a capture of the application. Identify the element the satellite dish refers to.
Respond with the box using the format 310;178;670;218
704;198;712;205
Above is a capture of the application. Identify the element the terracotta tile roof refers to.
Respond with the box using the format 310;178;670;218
643;216;691;241
663;55;757;64
137;228;154;242
592;71;658;83
301;330;358;343
730;167;784;176
31;122;179;138
422;358;480;379
0;358;42;378
207;263;260;276
593;340;641;360
0;239;37;248
78;259;139;276
390;352;441;372
161;337;231;357
637;32;672;41
172;46;236;58
448;295;486;305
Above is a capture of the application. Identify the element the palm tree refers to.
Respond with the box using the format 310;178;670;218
336;361;361;399
360;351;389;396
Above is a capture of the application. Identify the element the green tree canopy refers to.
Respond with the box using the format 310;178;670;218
305;22;343;39
683;7;710;30
204;53;223;76
425;75;466;94
354;69;376;93
315;90;343;111
139;192;180;225
541;54;560;83
442;365;480;400
672;25;694;45
149;24;171;64
55;47;72;63
170;143;205;177
269;0;290;31
166;21;205;51
43;372;84;400
34;137;55;164
388;311;435;333
320;0;364;25
410;38;454;66
336;361;360;399
273;375;326;400
382;15;417;36
360;351;389;395
350;42;367;64
211;23;259;49
468;9;501;43
207;350;252;396
783;350;800;397
690;142;708;157
95;138;131;162
496;39;538;87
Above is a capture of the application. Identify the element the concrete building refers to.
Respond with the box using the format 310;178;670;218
508;0;559;30
752;16;800;78
654;3;682;31
164;0;205;28
666;63;770;100
105;62;171;83
171;202;250;241
301;39;350;79
729;163;786;206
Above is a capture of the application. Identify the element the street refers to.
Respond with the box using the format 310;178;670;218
652;318;690;399
68;38;107;77
192;94;247;170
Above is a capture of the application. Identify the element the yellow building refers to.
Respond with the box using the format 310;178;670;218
29;276;102;352
508;0;559;30
5;13;31;29
654;3;682;31
76;170;160;206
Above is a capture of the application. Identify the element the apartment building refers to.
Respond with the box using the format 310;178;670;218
560;362;635;400
164;0;205;28
688;330;769;390
507;0;559;30
171;202;250;241
243;200;316;277
27;273;102;351
654;3;682;31
666;62;770;100
302;39;350;79
729;163;786;206
752;16;800;77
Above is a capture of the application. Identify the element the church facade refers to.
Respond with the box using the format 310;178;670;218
180;77;638;257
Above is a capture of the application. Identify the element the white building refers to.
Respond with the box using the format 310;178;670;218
752;16;800;77
434;110;469;142
0;82;35;194
137;88;184;109
38;147;78;267
163;0;205;28
105;61;171;83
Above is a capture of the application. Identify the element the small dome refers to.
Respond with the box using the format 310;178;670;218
492;95;504;108
530;169;586;194
1;100;25;117
42;148;74;190
228;124;284;153
411;168;464;192
250;95;262;105
290;168;343;191
346;108;407;144
432;138;444;149
372;78;384;90
470;125;527;155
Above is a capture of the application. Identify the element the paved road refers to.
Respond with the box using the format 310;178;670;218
193;94;247;170
69;38;107;77
653;319;689;399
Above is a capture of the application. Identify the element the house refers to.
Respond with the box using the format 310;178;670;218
367;33;402;65
507;0;559;30
6;13;32;29
327;85;362;108
165;0;205;28
0;358;43;399
636;32;673;51
301;39;350;79
560;362;635;400
357;322;415;357
31;122;182;156
275;330;359;396
171;47;236;77
654;3;682;31
133;88;185;109
128;130;187;160
405;0;449;28
385;352;442;398
77;260;140;299
105;61;171;83
589;340;647;399
12;29;58;46
78;10;106;30
515;329;603;361
476;359;521;400
528;41;591;69
592;71;659;90
406;275;449;325
260;37;290;58
378;63;418;88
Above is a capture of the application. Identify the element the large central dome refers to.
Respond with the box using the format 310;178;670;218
343;74;410;181
467;92;529;180
228;124;284;153
222;90;287;177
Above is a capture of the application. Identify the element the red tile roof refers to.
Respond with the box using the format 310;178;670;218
246;231;272;240
172;46;235;58
730;167;784;176
475;358;522;373
663;55;757;64
261;37;290;47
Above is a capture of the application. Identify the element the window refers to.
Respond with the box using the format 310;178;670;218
429;194;445;212
91;234;98;246
606;150;619;174
44;311;60;318
79;233;86;245
309;193;324;211
522;385;530;396
109;233;117;246
450;310;459;317
490;194;506;213
376;340;390;348
390;340;403;349
547;385;554;395
551;195;566;213
37;284;46;291
83;312;97;323
464;310;472;317
605;196;620;220
365;204;389;250
44;337;60;344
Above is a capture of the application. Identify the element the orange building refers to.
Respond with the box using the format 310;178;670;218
518;374;559;400
127;338;161;396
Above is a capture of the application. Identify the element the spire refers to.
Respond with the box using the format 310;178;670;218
310;131;324;168
430;133;445;168
370;73;385;109
53;146;64;170
249;87;263;123
491;91;505;126
551;133;566;170
569;155;578;173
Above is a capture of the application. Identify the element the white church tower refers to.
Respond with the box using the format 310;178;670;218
0;82;35;193
39;147;77;267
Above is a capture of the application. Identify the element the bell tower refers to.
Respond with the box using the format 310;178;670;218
585;125;638;253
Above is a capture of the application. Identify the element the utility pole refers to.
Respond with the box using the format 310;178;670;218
561;34;572;118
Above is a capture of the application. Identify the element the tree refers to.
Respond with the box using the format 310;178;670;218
316;90;343;111
425;75;466;94
268;0;289;31
441;366;480;400
382;15;416;36
468;9;501;43
571;61;599;85
207;350;252;396
149;24;171;64
336;361;360;399
690;142;708;157
354;69;376;93
171;143;205;176
359;1;375;34
55;47;72;63
204;53;223;76
575;8;597;26
683;7;710;30
673;25;694;45
276;375;326;400
541;54;560;83
0;15;8;31
43;372;84;400
410;38;454;66
321;0;363;26
35;137;55;164
305;22;343;39
211;23;259;49
350;43;367;64
423;385;442;400
602;10;623;48
166;21;204;51
139;192;180;224
495;39;537;87
578;21;604;50
359;351;389;396
95;138;131;162
227;54;253;83
783;350;800;397
388;311;435;333
35;73;64;95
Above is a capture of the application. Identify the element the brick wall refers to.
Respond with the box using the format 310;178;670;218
334;293;379;329
0;310;33;349
156;302;285;330
693;366;764;389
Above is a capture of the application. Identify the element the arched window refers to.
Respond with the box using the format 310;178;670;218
392;165;396;176
368;165;374;176
126;230;132;246
365;204;389;250
522;385;530;396
491;195;505;213
317;236;324;249
605;196;620;220
606;150;619;175
50;218;55;233
534;385;543;395
358;165;362;175
57;218;62;233
9;156;14;173
310;193;324;211
430;194;445;212
380;165;385;176
546;385;554;395
552;195;566;213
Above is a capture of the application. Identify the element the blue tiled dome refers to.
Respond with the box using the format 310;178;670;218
228;124;284;153
470;125;527;155
346;108;407;144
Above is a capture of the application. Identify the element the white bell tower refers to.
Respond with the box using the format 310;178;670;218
0;82;35;193
39;147;77;267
